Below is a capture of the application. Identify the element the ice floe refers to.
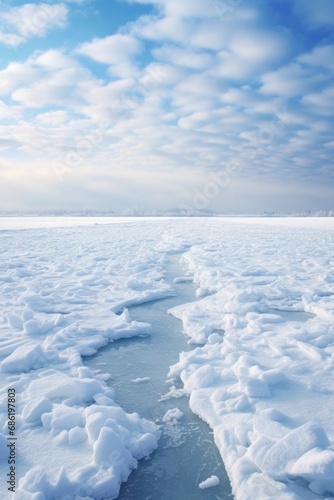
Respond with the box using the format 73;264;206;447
199;475;220;489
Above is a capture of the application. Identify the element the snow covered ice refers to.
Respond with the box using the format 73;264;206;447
0;221;173;499
0;217;334;499
168;217;334;499
199;475;220;489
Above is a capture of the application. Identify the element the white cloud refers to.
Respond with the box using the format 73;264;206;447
0;32;22;47
0;50;93;109
0;3;68;46
76;34;142;65
0;0;333;212
297;44;334;70
34;110;71;126
158;0;217;18
33;49;76;69
146;16;194;43
189;20;228;50
0;62;41;95
230;30;289;63
11;67;91;108
260;63;328;96
302;86;334;116
153;45;215;70
0;99;19;120
176;73;221;96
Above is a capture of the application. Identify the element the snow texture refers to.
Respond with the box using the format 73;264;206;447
167;217;334;500
162;408;183;422
1;217;334;500
0;222;182;499
199;475;220;489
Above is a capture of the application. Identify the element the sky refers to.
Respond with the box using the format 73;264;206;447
0;0;333;214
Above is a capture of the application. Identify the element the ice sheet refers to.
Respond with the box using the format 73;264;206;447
167;218;334;499
0;218;333;499
0;223;177;498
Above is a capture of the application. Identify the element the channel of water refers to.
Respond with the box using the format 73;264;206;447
84;253;233;500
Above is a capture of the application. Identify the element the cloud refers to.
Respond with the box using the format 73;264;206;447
230;29;289;63
76;34;142;65
33;49;76;69
260;41;334;97
0;32;22;47
0;99;19;121
0;62;40;95
260;63;328;96
34;110;71;126
0;50;93;109
302;86;334;116
297;44;334;70
153;0;217;18
0;3;68;46
0;0;333;212
152;45;215;70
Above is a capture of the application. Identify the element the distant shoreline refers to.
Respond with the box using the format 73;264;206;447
0;213;333;218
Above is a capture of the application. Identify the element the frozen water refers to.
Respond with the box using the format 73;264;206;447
0;216;174;231
167;218;334;499
85;254;232;500
0;222;177;499
0;217;334;499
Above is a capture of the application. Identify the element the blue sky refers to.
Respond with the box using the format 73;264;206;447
0;0;333;213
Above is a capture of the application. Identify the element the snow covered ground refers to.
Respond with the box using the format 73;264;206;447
0;217;334;499
0;216;175;231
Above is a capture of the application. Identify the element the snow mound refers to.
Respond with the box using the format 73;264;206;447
199;475;220;489
162;408;183;422
1;343;55;373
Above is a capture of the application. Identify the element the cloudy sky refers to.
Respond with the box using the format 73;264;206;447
0;0;333;213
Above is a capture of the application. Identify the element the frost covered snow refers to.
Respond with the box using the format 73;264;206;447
0;217;334;499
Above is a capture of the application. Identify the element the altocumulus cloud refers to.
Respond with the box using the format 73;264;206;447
0;3;69;46
0;0;333;213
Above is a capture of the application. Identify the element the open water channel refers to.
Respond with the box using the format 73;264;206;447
85;253;233;500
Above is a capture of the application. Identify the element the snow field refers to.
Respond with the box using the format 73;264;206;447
168;220;334;499
0;218;333;499
0;222;196;499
